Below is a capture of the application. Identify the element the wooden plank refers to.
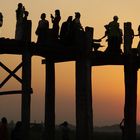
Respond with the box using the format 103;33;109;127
0;90;22;95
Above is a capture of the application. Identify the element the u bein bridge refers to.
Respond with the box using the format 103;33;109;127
0;19;140;140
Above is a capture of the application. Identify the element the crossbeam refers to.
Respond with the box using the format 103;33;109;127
0;90;23;95
0;62;22;88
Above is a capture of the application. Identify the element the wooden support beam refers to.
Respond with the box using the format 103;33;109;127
124;61;138;140
44;60;55;140
21;48;31;140
21;20;32;140
0;90;22;95
0;62;22;88
123;21;137;140
76;27;93;140
76;59;93;140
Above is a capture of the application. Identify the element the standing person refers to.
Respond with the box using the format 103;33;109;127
22;10;31;42
59;121;70;140
71;12;84;44
107;15;122;54
15;3;25;40
72;12;83;31
60;16;73;44
135;25;140;37
11;121;22;140
124;22;134;54
35;13;49;43
0;12;3;36
51;9;61;40
0;117;9;140
138;25;140;37
0;12;3;27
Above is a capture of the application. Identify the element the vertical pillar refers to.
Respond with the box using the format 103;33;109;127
76;27;93;140
44;60;55;140
124;62;138;140
22;48;31;140
123;21;137;140
124;22;133;55
21;20;32;140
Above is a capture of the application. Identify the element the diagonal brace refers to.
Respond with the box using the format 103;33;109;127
0;62;22;88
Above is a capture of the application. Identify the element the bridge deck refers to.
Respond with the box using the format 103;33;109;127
0;38;140;67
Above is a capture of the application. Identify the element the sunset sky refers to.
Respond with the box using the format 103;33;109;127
1;0;140;127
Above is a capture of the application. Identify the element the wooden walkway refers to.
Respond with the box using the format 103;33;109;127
0;25;140;140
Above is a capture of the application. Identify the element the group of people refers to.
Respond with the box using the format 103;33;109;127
15;3;138;55
14;2;84;45
100;15;123;54
1;3;140;54
0;117;22;140
35;9;83;45
100;16;140;54
0;117;70;140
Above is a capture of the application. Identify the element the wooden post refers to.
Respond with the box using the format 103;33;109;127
76;27;93;140
124;62;137;140
124;22;133;55
22;48;31;140
21;20;32;140
123;21;137;140
44;60;55;140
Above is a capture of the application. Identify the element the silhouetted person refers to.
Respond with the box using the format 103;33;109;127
11;121;22;140
51;9;61;40
104;16;122;54
71;12;84;44
135;25;140;54
72;12;84;31
15;3;25;40
120;118;125;140
135;25;140;37
138;25;140;37
60;16;73;44
124;22;134;54
92;39;102;52
0;12;3;27
0;117;9;140
23;10;28;21
100;24;112;52
59;121;70;140
0;12;3;36
22;10;32;42
35;13;49;43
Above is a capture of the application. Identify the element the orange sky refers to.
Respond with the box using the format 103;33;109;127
1;0;140;126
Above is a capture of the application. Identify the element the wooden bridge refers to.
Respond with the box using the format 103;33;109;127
0;21;140;140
